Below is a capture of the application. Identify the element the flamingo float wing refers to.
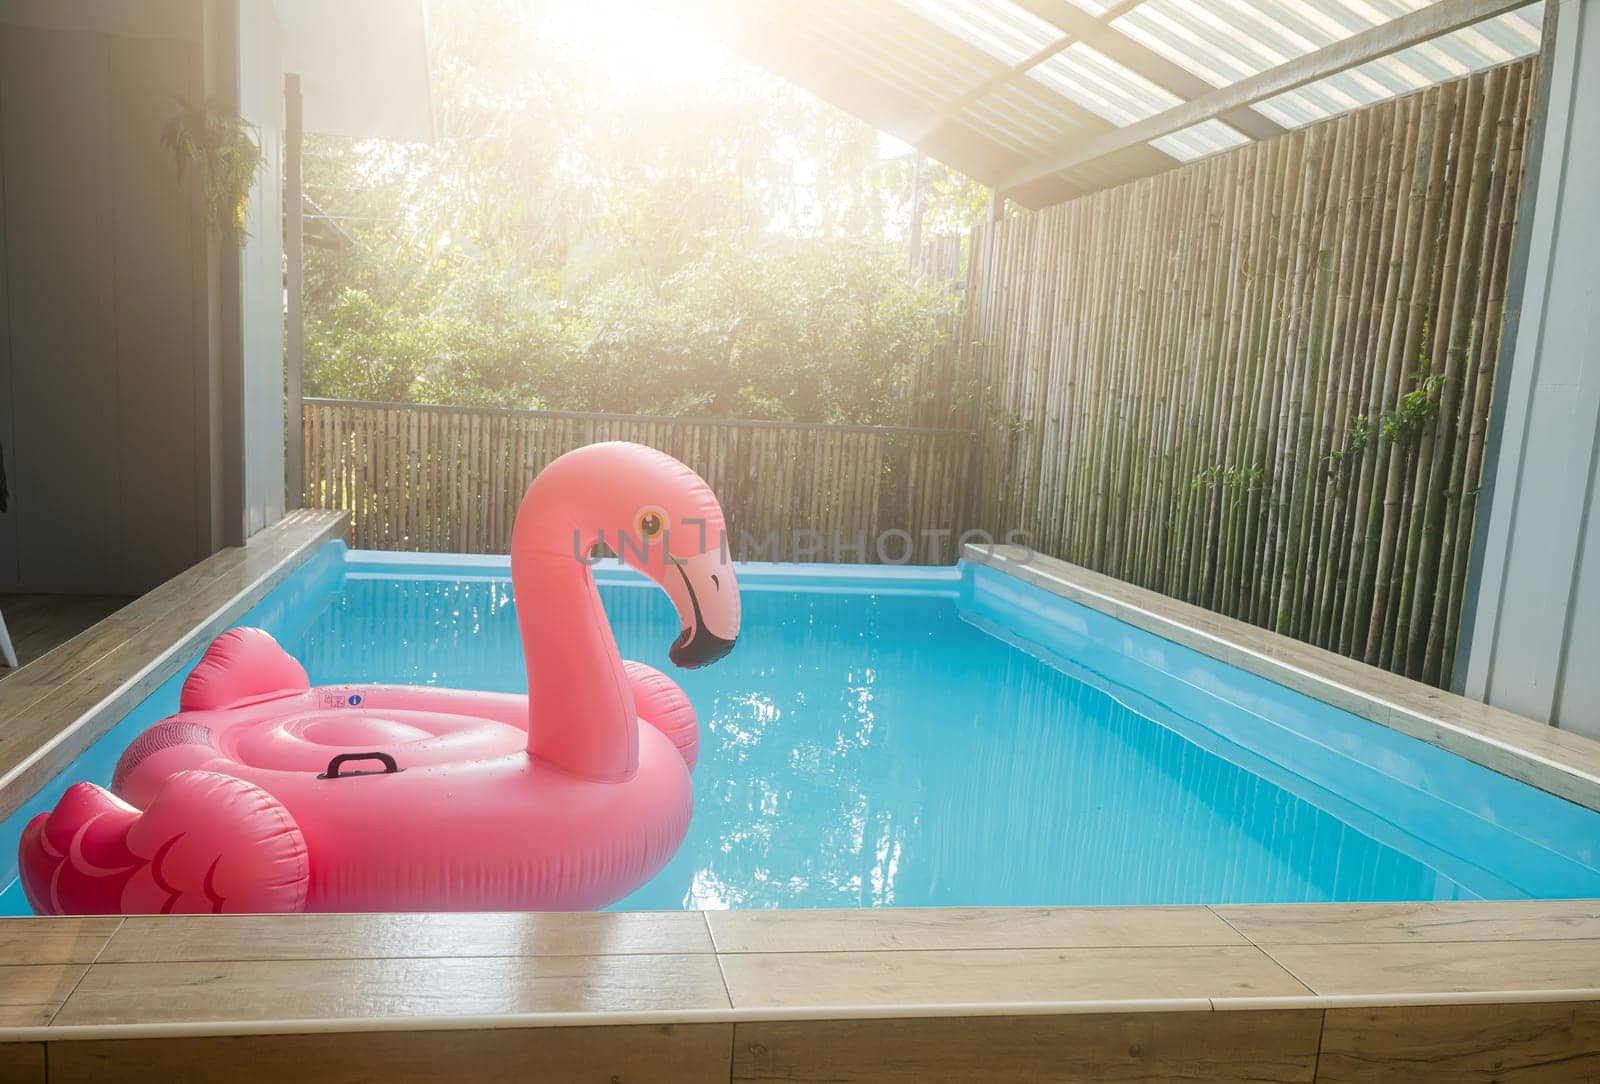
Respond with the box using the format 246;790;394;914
626;660;700;771
181;627;310;712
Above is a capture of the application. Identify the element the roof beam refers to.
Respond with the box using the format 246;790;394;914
1001;0;1532;194
1008;0;1286;142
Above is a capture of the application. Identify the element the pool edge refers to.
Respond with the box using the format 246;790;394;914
0;511;350;823
962;543;1600;815
0;538;1598;1078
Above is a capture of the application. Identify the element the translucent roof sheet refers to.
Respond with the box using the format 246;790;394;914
678;0;1548;205
1153;117;1252;160
893;0;1063;66
976;78;1095;150
1255;4;1543;126
1031;42;1179;127
1030;42;1250;159
1113;0;1434;88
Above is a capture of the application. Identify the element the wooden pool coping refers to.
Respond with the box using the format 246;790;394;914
0;511;350;824
1;527;1598;1080
964;543;1600;813
3;903;1599;1080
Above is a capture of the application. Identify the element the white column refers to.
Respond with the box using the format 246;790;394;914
1460;0;1600;737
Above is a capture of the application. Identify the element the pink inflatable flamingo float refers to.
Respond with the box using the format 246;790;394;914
20;443;739;914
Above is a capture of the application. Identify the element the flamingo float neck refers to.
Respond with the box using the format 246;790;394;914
509;442;739;782
513;545;637;781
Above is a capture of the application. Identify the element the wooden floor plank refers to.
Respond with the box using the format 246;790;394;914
708;905;1247;954
0;1041;45;1084
1315;1001;1600;1082
0;963;87;1022
731;1010;1323;1083
0;918;122;966
1262;939;1600;996
0;677;139;815
718;945;1311;1009
99;912;715;963
1216;900;1600;945
44;1023;735;1084
0;612;141;688
0;595;132;681
52;954;731;1027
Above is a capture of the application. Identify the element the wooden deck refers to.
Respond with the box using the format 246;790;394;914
2;903;1598;1081
0;596;132;681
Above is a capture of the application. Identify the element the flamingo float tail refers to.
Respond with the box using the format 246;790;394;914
19;771;310;916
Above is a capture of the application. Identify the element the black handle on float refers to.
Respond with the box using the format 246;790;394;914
317;751;402;780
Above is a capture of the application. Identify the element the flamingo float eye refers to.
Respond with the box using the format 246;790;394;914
636;507;667;539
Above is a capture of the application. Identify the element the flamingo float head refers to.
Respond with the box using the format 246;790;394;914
515;442;741;669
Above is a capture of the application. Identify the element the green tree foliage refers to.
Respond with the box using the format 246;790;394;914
301;0;985;425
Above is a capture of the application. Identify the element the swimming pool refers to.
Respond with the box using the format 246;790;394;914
3;541;1598;915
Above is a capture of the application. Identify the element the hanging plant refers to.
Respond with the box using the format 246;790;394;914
162;98;261;245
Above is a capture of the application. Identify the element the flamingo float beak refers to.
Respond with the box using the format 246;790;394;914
665;548;739;669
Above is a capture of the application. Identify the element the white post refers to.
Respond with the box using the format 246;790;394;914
1458;0;1600;736
0;605;17;669
285;71;305;510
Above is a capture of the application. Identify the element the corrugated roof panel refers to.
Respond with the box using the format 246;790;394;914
976;77;1095;148
962;97;1065;155
834;0;1008;79
1111;3;1279;88
1029;42;1185;126
892;0;1066;66
1152;118;1252;160
1111;0;1433;90
1255;4;1543;128
681;0;1545;203
801;7;998;103
962;83;1067;147
994;66;1105;123
962;93;1105;161
794;25;962;106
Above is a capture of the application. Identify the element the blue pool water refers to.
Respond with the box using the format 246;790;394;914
3;542;1598;914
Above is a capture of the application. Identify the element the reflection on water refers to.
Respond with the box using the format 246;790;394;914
287;574;1481;909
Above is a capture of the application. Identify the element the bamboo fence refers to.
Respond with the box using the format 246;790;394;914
302;60;1534;688
906;233;976;429
302;400;976;565
961;59;1536;688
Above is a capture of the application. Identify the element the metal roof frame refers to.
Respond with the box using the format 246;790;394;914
666;0;1545;208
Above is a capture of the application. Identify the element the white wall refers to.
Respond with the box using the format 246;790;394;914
0;1;214;594
1462;0;1600;738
